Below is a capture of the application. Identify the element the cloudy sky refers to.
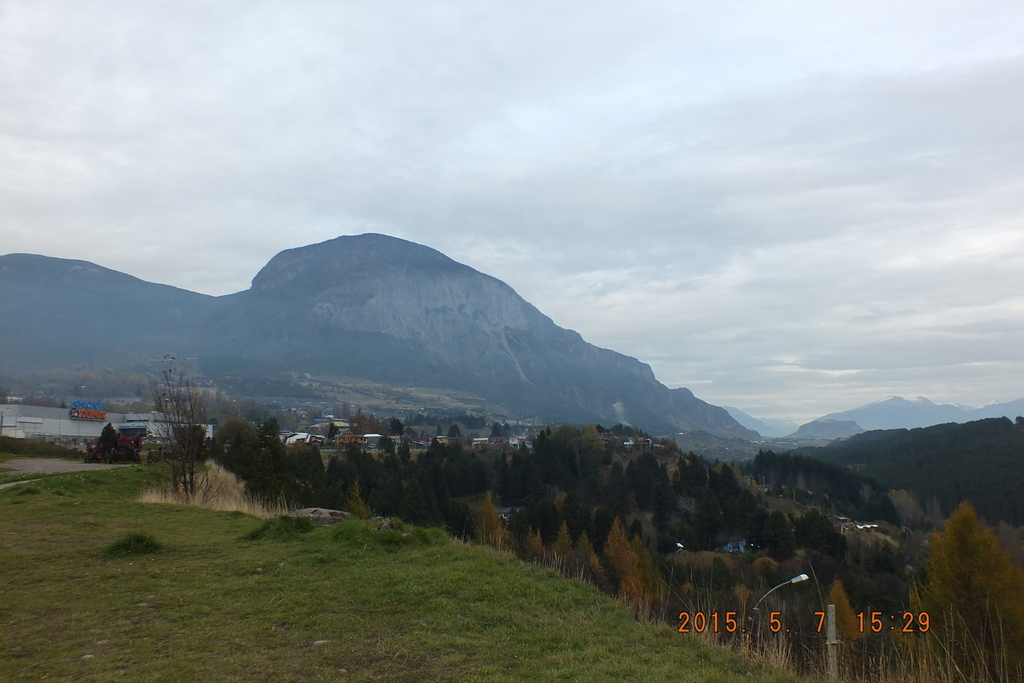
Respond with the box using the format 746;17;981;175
3;1;1023;422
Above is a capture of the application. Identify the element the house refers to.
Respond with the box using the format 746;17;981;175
284;432;325;446
722;539;750;554
497;506;524;521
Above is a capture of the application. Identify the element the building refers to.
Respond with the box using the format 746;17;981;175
0;403;213;448
722;539;751;554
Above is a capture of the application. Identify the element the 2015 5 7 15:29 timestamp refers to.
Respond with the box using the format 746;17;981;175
678;611;931;634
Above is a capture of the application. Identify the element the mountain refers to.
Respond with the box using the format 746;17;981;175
787;419;864;440
0;234;757;439
816;395;1024;430
0;253;214;369
972;397;1024;421
723;407;797;438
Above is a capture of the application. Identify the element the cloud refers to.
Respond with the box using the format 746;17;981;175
2;0;1023;421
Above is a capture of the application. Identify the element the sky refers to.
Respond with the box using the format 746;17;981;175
3;1;1023;423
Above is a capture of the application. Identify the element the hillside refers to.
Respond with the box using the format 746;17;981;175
798;417;1024;524
0;235;756;438
0;253;213;369
0;462;800;683
786;420;863;440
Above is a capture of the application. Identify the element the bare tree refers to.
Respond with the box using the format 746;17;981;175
152;356;209;500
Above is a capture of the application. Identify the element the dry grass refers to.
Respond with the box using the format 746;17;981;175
137;461;288;518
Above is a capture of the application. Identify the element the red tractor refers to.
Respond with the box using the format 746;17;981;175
85;425;146;463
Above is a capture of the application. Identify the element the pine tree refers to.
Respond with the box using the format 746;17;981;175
401;478;431;526
762;510;796;559
98;422;118;457
248;418;288;501
553;520;573;558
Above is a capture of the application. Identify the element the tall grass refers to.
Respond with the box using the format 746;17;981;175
682;598;1024;683
138;461;288;518
653;556;1024;683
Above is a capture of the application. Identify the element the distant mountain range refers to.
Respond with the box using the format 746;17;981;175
728;395;1024;442
723;407;798;438
0;233;757;439
814;395;1024;431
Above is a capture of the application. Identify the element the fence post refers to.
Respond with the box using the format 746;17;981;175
826;603;838;680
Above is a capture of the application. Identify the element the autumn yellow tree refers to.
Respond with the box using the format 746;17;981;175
827;579;861;642
346;479;372;519
552;520;573;569
604;518;645;615
576;531;604;582
632;535;665;618
474;491;507;549
922;502;1024;671
526;528;545;562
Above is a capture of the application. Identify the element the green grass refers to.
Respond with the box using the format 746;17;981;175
0;463;809;682
0;470;61;486
0;437;83;460
103;532;164;558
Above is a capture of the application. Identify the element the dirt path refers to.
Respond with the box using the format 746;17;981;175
0;458;131;489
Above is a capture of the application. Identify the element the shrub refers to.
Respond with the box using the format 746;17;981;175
103;532;163;558
330;518;447;551
1;436;79;458
243;515;316;541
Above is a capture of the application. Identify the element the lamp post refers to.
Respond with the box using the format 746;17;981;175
752;573;809;613
748;573;809;636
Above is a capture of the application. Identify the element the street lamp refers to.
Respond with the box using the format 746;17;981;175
751;573;809;613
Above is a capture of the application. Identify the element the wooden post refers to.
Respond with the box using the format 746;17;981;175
826;604;838;680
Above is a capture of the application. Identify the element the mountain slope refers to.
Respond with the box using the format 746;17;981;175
800;417;1024;525
0;253;213;368
0;234;756;438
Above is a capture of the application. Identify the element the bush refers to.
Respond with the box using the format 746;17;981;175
103;532;163;558
243;515;316;541
329;518;447;552
1;436;80;459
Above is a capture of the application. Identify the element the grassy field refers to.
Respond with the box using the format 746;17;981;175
0;461;809;682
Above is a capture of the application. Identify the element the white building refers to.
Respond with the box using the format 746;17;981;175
0;403;212;448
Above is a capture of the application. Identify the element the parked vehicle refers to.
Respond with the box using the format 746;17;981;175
85;425;146;463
